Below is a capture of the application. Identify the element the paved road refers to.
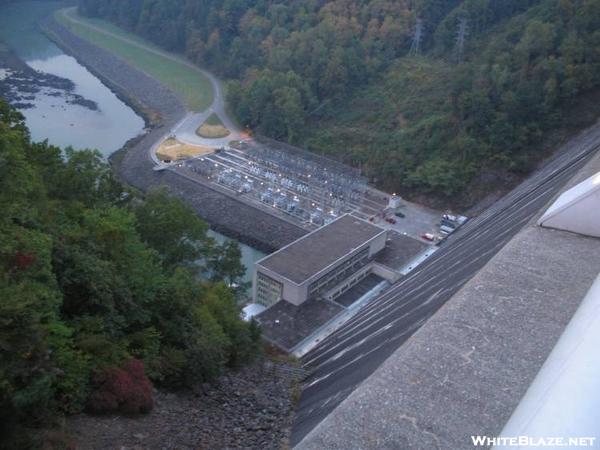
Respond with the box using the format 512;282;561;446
60;7;241;146
291;129;600;446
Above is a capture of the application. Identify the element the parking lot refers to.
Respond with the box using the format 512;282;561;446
359;188;444;242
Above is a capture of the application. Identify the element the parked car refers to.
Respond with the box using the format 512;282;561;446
440;218;457;229
440;224;455;234
456;215;469;225
421;233;435;241
395;211;406;218
442;213;468;226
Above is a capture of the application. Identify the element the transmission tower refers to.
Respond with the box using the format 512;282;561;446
409;18;424;56
454;16;468;63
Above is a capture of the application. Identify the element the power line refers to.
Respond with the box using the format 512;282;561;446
409;18;424;56
454;15;468;63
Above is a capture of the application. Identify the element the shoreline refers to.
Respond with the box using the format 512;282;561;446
0;44;99;112
40;16;166;131
41;14;306;253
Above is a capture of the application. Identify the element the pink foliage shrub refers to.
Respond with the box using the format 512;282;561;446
88;359;153;415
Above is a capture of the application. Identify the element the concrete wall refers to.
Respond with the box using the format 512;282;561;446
253;265;306;306
371;263;403;283
368;232;388;258
323;265;372;301
283;281;308;306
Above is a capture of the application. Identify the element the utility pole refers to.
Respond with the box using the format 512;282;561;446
409;18;424;56
454;15;468;63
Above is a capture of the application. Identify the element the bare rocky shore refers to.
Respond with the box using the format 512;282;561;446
65;358;304;450
0;46;98;111
42;17;306;253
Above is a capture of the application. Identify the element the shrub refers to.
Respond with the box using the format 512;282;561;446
151;346;187;386
87;359;153;415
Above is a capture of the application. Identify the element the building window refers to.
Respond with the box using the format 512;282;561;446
255;272;283;307
308;247;370;298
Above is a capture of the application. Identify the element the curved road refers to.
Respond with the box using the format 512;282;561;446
59;7;242;151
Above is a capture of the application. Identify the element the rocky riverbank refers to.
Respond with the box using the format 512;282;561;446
0;46;98;111
42;17;306;253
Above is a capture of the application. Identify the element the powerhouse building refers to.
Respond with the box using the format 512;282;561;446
252;214;387;307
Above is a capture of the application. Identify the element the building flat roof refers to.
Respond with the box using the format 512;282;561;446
374;231;428;270
257;215;385;285
256;299;344;352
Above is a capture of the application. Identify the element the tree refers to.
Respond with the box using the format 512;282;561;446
274;86;304;142
52;147;121;207
207;240;246;287
131;187;210;271
0;98;259;444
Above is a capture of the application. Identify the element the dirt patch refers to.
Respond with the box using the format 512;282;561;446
156;138;213;161
197;123;231;138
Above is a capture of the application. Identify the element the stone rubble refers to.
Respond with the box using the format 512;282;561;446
66;359;304;450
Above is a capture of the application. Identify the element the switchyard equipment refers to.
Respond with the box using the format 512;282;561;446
181;139;369;229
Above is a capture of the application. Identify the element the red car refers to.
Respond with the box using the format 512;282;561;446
386;217;397;224
421;233;435;241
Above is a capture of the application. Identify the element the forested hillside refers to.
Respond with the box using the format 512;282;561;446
0;99;259;448
78;0;600;203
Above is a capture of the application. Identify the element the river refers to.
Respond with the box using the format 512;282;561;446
0;1;265;283
0;1;146;156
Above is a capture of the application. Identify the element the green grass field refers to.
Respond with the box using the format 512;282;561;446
55;8;213;111
204;113;223;126
196;113;230;138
